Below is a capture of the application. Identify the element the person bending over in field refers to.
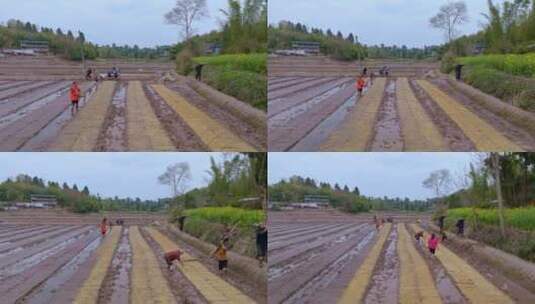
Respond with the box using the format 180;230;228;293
70;81;81;114
213;242;228;273
164;249;183;270
427;233;439;255
356;75;366;97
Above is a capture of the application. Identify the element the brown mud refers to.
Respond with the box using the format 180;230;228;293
95;82;128;152
369;79;404;151
143;84;207;151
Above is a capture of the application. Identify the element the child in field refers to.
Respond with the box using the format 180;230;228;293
213;242;228;273
164;249;183;270
100;218;109;236
70;81;81;114
427;233;439;255
356;76;366;97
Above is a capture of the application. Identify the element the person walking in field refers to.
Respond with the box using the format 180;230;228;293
195;64;204;81
369;72;375;86
164;249;183;270
427;233;439;255
256;223;268;267
69;81;81;114
100;218;109;236
213;242;228;273
356;75;366;97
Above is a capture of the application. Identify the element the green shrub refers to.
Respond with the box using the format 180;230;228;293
184;207;265;228
458;53;535;78
462;66;535;110
201;65;267;110
193;53;266;74
447;207;535;231
514;89;535;112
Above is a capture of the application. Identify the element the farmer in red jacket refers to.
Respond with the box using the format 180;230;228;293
356;76;366;97
427;233;440;255
164;249;183;270
70;81;81;114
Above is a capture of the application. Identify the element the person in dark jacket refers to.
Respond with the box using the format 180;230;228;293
195;64;204;81
456;218;465;236
256;223;268;267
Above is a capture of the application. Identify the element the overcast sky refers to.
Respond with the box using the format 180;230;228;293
269;153;478;200
0;0;228;47
269;0;498;47
0;153;225;200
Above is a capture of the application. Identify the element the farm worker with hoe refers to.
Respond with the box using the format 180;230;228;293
164;249;184;270
213;241;229;273
256;223;268;267
69;81;81;114
356;75;366;97
428;233;440;255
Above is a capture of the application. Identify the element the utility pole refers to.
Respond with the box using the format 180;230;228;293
492;153;506;238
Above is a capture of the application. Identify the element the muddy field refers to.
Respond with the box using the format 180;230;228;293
268;56;535;151
268;210;535;304
0;55;264;152
0;211;263;304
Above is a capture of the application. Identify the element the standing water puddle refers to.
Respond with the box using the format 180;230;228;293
283;229;377;304
292;92;357;151
23;232;102;304
0;229;90;279
269;83;345;127
0;85;70;129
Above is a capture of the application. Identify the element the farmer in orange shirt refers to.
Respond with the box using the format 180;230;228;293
70;81;81;114
100;217;109;236
356;75;366;97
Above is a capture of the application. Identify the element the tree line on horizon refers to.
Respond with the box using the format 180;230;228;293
268;20;441;60
0;19;172;60
0;174;165;213
268;175;434;214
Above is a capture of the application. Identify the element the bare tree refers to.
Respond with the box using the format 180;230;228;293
158;162;192;199
429;1;469;42
164;0;208;41
423;169;453;198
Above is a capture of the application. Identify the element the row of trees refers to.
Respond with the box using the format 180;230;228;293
432;0;535;56
168;0;267;60
0;174;165;213
0;19;171;60
159;153;266;210
268;21;367;61
443;153;535;209
269;175;433;213
269;20;439;60
0;19;99;60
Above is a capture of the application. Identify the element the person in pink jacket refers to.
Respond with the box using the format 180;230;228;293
427;233;439;255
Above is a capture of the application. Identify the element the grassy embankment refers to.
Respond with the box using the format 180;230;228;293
192;53;267;111
456;53;535;112
445;207;535;262
181;207;266;257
